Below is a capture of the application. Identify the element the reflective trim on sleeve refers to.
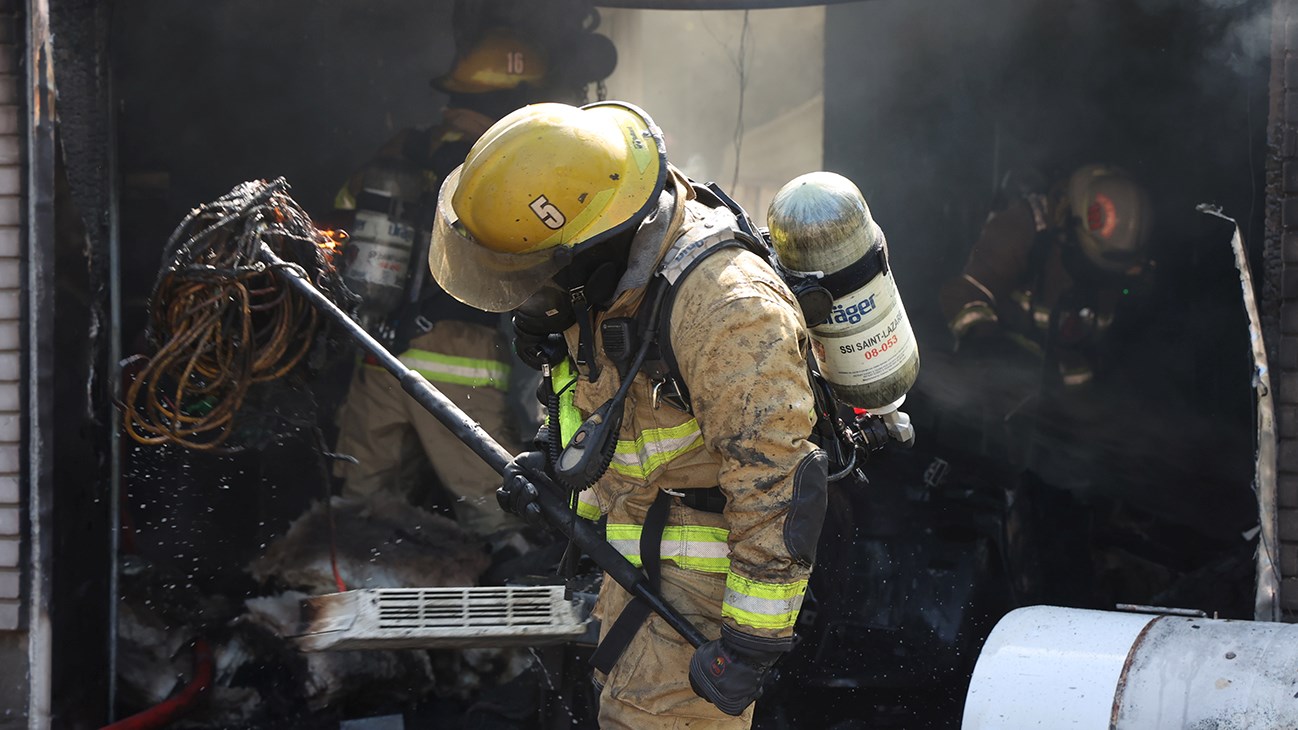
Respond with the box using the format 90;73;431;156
1060;366;1094;387
949;302;999;337
605;522;731;573
334;185;357;211
368;349;512;390
573;489;602;521
961;273;997;306
1009;293;1053;332
722;573;807;631
608;419;705;480
1031;305;1051;330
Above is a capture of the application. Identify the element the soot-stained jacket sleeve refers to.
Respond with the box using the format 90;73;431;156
670;247;824;642
939;199;1039;339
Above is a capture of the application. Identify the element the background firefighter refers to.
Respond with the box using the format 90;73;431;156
935;163;1162;608
939;163;1153;392
426;102;828;728
936;164;1153;466
331;27;577;549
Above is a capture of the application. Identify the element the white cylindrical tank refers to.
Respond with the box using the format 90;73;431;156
963;605;1298;729
766;171;920;411
341;163;423;330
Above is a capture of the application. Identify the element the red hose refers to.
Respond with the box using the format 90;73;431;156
102;638;213;730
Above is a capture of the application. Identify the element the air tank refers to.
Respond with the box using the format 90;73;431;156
341;163;423;331
964;606;1298;729
766;171;920;412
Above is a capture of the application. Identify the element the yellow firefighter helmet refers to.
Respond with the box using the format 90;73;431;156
432;27;548;94
428;101;667;312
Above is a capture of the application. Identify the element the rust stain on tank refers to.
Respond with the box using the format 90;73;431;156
1109;615;1164;730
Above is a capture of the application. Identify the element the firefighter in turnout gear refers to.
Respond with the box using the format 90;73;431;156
332;27;550;542
428;102;828;727
939;163;1152;390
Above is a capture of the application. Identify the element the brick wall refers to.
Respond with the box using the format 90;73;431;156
0;0;20;633
1270;0;1298;619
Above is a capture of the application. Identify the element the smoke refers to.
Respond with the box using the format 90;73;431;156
599;7;826;219
1212;1;1273;74
823;0;1265;548
114;1;456;216
1130;0;1270;75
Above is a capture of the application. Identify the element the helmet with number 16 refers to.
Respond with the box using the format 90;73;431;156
428;101;667;312
431;27;548;94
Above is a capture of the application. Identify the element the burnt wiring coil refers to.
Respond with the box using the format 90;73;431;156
124;178;354;451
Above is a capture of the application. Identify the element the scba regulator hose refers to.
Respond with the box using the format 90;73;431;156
124;178;354;451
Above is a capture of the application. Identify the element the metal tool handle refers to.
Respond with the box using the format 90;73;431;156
263;244;708;648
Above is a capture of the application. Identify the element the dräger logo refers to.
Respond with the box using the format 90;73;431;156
831;294;878;324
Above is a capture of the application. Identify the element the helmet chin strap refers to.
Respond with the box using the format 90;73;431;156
552;229;637;381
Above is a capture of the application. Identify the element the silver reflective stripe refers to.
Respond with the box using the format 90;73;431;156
950;302;997;336
575;489;601;520
662;535;730;562
962;273;997;306
1061;368;1093;386
606;523;732;573
609;419;704;479
1032;306;1051;329
723;587;805;619
608;539;640;558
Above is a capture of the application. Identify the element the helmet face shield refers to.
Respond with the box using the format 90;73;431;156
428;167;568;312
1068;164;1152;273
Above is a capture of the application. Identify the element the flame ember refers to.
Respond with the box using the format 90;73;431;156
317;228;348;264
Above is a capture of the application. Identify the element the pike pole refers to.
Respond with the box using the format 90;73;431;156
263;243;709;649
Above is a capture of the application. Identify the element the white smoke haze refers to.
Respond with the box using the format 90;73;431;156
599;6;825;223
1216;2;1273;73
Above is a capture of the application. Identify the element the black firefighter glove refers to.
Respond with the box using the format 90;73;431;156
498;450;551;528
688;625;788;716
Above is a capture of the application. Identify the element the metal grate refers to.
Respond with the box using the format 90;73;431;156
376;587;560;629
293;585;591;651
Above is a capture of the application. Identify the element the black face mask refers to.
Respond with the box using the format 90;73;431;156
552;228;637;309
445;88;536;121
512;283;574;372
546;227;638;381
1059;227;1141;289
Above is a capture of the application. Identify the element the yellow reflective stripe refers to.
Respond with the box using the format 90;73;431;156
334;185;357;210
722;573;807;631
573;489;601;520
387;349;511;390
949;302;998;337
1060;367;1094;386
606;523;731;574
550;359;700;477
1031;305;1051;329
609;420;705;480
552;360;581;448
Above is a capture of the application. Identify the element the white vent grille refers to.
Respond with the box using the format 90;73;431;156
294;586;590;651
377;587;560;629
